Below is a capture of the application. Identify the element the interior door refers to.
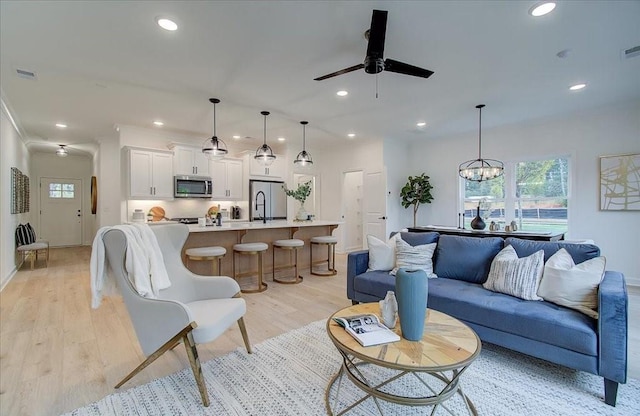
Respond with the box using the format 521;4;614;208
40;177;82;246
363;169;387;243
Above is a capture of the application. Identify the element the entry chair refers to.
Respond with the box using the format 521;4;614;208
15;223;49;270
102;223;251;407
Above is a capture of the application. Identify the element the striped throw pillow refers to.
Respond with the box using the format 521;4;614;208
483;245;544;301
390;237;437;278
25;223;36;243
15;224;33;247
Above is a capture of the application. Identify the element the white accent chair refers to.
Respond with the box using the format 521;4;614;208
102;223;251;407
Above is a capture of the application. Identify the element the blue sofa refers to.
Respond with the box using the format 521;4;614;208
347;232;628;406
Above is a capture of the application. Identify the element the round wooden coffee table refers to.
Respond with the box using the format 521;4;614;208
326;303;481;415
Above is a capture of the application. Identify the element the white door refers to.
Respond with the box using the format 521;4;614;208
40;177;82;246
363;169;387;243
342;171;363;251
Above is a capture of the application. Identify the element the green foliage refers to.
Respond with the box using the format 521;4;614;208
400;173;434;226
283;181;312;203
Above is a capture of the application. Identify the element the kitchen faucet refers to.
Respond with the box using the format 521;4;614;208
255;190;266;224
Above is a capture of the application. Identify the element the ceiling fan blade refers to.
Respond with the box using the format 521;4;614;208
366;9;387;59
313;63;364;81
384;58;434;79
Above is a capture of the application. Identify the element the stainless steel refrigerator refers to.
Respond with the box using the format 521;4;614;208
249;180;287;221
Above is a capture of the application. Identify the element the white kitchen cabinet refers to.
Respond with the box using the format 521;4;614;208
126;147;174;199
211;158;243;199
248;154;285;179
173;145;210;176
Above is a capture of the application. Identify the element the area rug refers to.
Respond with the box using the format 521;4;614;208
63;320;639;415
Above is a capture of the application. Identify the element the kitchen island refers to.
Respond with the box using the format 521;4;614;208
182;220;341;280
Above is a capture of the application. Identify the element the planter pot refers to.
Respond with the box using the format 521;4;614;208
395;268;428;341
296;202;308;221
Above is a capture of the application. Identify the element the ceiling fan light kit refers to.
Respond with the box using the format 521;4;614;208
56;144;68;157
255;111;276;166
202;98;229;160
458;104;504;182
294;121;313;167
314;10;434;82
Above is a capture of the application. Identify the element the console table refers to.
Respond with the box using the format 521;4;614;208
407;226;564;242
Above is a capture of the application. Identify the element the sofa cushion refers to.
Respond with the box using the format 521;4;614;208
427;278;598;356
399;231;439;246
483;245;544;301
434;235;503;283
538;248;606;319
353;270;397;299
505;238;600;264
390;238;437;277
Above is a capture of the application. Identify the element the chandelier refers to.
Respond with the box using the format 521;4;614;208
458;104;504;182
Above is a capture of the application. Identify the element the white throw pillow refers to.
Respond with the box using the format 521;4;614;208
366;234;400;271
390;237;437;278
483;245;544;301
538;248;605;319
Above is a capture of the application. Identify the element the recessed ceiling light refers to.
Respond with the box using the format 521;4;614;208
156;17;178;31
529;2;556;17
153;120;164;126
347;133;356;138
233;135;241;139
277;137;286;142
416;121;427;127
55;123;67;128
336;90;348;97
569;83;586;91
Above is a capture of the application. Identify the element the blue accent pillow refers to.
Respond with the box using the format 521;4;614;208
505;238;600;264
434;235;504;283
400;232;439;246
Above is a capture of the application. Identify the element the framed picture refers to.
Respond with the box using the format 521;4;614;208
599;153;640;211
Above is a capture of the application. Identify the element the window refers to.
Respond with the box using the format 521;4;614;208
461;156;569;233
49;183;75;198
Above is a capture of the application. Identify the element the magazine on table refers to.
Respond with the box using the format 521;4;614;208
332;314;400;347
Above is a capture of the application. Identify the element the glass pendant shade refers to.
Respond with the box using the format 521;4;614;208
255;111;276;166
202;98;228;160
294;120;313;166
56;144;68;157
458;104;504;182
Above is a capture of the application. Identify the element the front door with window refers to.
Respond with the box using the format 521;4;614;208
40;177;82;246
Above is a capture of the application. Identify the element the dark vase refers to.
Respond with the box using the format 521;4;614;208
395;268;428;341
470;207;486;230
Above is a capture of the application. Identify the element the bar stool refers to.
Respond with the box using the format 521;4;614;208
233;242;269;293
272;239;304;284
310;236;337;276
185;246;226;275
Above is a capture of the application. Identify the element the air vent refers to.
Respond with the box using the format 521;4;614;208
16;68;37;80
623;45;640;59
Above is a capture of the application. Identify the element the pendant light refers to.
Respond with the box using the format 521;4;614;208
458;104;504;182
56;144;68;157
201;98;228;160
294;121;313;167
255;111;276;166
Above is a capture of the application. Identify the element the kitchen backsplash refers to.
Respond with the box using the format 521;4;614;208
126;199;249;221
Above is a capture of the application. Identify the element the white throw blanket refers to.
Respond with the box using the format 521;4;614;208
90;224;171;309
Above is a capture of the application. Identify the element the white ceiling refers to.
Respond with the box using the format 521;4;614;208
1;1;639;157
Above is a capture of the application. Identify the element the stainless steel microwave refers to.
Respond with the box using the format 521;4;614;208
174;175;213;198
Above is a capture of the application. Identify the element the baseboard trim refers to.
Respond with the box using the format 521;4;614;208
0;267;17;292
626;276;640;289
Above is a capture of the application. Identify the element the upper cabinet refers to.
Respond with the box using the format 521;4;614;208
173;145;210;176
210;158;243;200
126;147;174;199
248;154;285;179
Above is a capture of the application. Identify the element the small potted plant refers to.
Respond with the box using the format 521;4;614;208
283;180;312;221
400;173;434;227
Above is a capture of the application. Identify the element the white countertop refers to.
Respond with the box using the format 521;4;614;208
185;220;341;232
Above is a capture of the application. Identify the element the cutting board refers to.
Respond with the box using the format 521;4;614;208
149;206;166;221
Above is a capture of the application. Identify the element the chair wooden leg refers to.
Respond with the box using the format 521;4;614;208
237;317;252;354
183;330;210;407
115;322;203;395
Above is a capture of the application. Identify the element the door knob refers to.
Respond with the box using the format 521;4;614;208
378;216;387;220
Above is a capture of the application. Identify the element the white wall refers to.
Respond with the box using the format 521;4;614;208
402;100;640;282
383;137;414;234
96;133;122;228
1;100;31;288
30;152;93;245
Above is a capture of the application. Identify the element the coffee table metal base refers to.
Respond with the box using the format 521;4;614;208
325;356;477;416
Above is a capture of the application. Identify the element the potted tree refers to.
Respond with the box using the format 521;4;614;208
283;180;312;221
400;173;434;227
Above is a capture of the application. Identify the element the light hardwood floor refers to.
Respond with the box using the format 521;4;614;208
1;246;638;415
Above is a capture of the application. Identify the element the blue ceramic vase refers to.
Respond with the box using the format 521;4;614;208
395;268;428;341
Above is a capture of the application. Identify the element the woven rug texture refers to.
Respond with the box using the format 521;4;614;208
63;320;639;415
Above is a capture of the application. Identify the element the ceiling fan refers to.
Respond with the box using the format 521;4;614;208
314;9;434;81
